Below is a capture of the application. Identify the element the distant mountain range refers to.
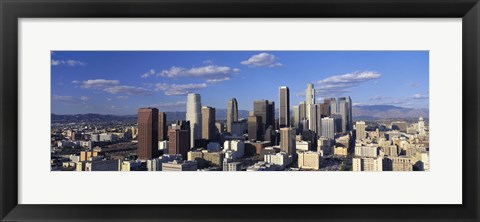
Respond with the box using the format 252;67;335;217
52;105;428;123
352;105;428;119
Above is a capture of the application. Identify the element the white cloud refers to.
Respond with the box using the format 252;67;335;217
206;77;230;83
316;71;381;97
81;79;120;89
241;53;282;67
71;80;80;84
158;65;240;78
52;95;88;105
155;82;208;96
410;93;429;100
51;59;86;66
141;69;155;79
103;85;153;95
147;101;187;111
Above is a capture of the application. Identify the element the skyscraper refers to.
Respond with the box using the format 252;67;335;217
137;108;159;160
356;121;366;140
292;106;299;130
299;101;306;121
201;106;216;141
267;101;275;130
186;93;201;148
279;86;290;128
247;115;263;141
226;98;238;133
168;128;190;160
337;96;353;133
321;117;335;140
158;112;167;141
305;83;318;132
280;127;296;156
306;83;315;105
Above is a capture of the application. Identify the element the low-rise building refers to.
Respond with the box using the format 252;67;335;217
298;151;321;170
264;152;292;169
84;159;121;171
352;157;383;171
146;154;183;171
162;160;198;171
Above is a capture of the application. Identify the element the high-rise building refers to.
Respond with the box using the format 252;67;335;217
226;98;238;133
186;93;202;148
321;117;335;140
158;112;167;141
306;83;315;105
280;127;296;156
267;101;275;130
305;83;316;132
292;106;299;130
137;108;159;160
299;102;306;121
418;117;425;135
279;86;290;128
321;98;331;117
247;115;263;141
338;97;352;133
356;121;366;140
201;106;216;141
168;127;190;160
253;100;275;131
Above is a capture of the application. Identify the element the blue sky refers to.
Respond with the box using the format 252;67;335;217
51;51;429;115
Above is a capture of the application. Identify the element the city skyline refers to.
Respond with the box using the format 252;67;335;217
51;51;429;115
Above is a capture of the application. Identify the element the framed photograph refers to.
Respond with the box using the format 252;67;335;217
1;0;479;221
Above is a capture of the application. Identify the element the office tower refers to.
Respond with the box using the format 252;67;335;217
330;97;338;114
316;104;322;136
292;106;299;130
267;101;275;130
299;102;306;121
226;98;238;133
253;100;274;130
201;106;216;141
248;115;263;141
321;117;335;140
280;127;296;156
168;128;190;160
186;93;202;148
418;117;425;135
279;86;290;128
137;108;159;159
215;122;224;134
264;125;277;145
307;104;318;133
345;97;352;131
321;98;331;117
356;121;366;140
306;83;315;105
330;97;352;133
305;83;315;131
158;112;167;141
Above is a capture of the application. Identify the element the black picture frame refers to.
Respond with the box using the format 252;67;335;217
1;0;479;221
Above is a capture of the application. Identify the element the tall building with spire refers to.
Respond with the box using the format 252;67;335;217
279;86;290;128
186;93;201;148
226;98;238;133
